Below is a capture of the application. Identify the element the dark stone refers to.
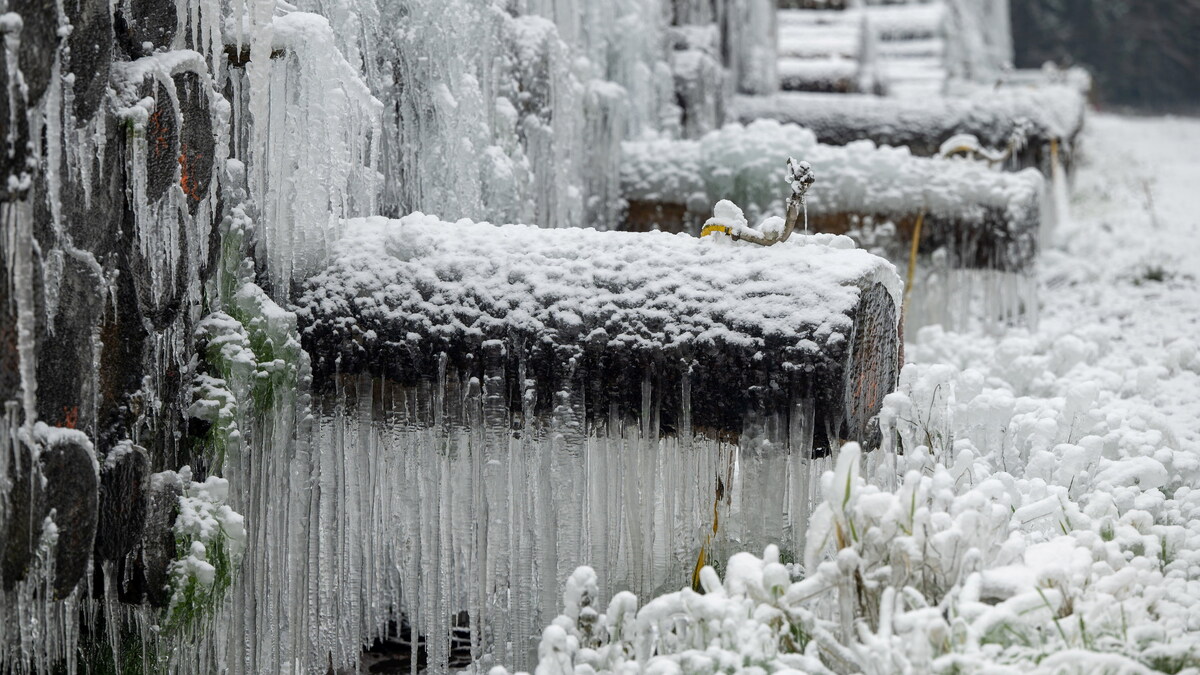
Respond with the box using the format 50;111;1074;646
65;0;114;122
1;30;33;200
9;0;59;105
61;112;126;255
140;473;181;608
40;430;100;599
117;0;177;56
144;79;179;205
35;254;104;430
1;437;45;590
0;252;19;402
175;71;215;213
95;444;150;562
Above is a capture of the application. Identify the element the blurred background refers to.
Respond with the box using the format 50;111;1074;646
1011;0;1200;112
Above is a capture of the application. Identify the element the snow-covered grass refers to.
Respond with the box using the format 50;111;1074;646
492;114;1200;674
164;468;246;632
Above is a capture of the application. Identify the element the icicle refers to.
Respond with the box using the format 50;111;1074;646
240;11;381;296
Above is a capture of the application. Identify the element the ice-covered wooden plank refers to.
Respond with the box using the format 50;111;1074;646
621;120;1043;272
731;87;1086;173
297;215;901;447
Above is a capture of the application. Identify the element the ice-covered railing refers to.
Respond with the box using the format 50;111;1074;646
777;0;1013;99
292;214;900;670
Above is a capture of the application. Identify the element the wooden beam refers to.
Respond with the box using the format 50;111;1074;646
620;122;1043;272
731;88;1087;174
297;215;902;450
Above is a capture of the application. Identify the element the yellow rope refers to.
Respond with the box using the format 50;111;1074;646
1050;137;1062;186
701;223;733;238
903;209;927;311
691;486;722;590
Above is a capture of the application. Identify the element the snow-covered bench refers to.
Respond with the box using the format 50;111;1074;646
621;120;1043;273
297;214;901;450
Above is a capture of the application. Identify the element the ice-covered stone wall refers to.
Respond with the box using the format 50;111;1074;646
0;0;902;672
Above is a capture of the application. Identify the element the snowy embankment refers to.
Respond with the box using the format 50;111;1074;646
492;115;1200;674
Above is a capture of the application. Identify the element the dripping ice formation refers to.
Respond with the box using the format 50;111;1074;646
0;0;1063;672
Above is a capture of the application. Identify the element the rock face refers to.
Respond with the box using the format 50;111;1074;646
116;0;177;56
39;432;99;600
66;0;114;121
96;444;150;563
1;438;44;591
141;473;182;608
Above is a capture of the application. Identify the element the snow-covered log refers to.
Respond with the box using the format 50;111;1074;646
621;120;1043;272
298;215;901;448
731;87;1087;174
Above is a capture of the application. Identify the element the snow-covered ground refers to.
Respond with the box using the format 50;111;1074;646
492;114;1200;674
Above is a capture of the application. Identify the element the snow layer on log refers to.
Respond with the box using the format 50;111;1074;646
300;214;899;368
731;87;1087;160
621;120;1043;270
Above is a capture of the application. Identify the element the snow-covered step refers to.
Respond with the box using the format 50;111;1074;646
621;119;1043;273
778;31;862;60
779;56;863;93
776;8;876;93
298;214;901;449
731;88;1087;174
877;37;945;59
866;3;946;41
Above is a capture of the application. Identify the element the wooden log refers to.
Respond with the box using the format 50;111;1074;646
779;0;849;10
779;57;866;94
731;87;1087;174
297;215;902;450
620;120;1043;272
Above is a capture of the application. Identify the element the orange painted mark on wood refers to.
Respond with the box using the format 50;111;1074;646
63;405;79;430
